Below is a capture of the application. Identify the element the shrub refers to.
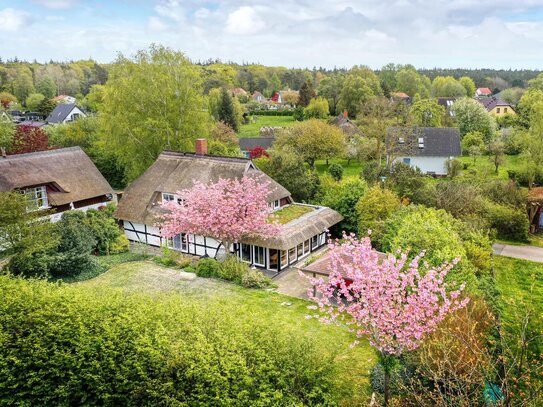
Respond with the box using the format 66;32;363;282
109;234;130;254
327;163;344;181
0;276;336;406
485;202;529;241
84;207;126;255
218;256;248;283
446;158;463;177
195;258;220;278
241;267;273;289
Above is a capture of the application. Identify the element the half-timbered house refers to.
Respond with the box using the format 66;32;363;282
114;139;342;273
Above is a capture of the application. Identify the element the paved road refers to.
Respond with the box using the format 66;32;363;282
493;244;543;263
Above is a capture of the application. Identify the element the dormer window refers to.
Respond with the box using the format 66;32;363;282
269;200;280;211
418;137;424;149
398;137;405;144
162;193;175;202
20;186;49;211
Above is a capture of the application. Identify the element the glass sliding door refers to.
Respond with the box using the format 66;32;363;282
253;246;266;267
268;249;279;272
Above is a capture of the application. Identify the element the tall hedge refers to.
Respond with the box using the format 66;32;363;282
0;277;336;406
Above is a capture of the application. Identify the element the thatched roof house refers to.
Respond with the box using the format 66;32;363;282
115;140;343;272
329;112;363;137
0;147;114;218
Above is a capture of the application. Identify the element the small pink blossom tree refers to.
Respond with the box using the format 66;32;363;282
159;176;281;259
304;234;469;406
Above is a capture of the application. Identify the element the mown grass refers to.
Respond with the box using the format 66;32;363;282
80;261;377;405
315;158;365;180
458;154;522;181
494;256;543;341
238;115;296;138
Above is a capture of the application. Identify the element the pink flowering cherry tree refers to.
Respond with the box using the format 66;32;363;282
159;176;282;259
305;234;469;406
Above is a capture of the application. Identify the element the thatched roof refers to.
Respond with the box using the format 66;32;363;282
114;151;291;225
244;206;343;250
329;114;363;137
0;147;113;206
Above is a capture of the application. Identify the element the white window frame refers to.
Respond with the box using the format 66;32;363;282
21;186;49;211
311;235;319;250
253;246;266;267
288;247;297;265
167;233;188;252
240;243;252;263
162;192;175;202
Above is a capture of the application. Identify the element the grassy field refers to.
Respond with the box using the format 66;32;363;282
238;115;296;138
315;158;364;180
80;260;376;404
458;154;522;181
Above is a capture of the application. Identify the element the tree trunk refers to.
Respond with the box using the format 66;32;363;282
384;368;390;407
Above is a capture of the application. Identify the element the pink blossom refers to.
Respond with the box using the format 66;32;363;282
305;233;469;356
159;176;282;252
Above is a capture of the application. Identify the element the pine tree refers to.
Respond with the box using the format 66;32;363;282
37;98;57;117
218;87;238;132
298;80;315;107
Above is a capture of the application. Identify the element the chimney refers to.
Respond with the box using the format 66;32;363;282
1;147;6;158
195;138;208;155
343;110;348;119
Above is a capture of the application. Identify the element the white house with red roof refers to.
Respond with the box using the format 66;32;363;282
475;87;492;97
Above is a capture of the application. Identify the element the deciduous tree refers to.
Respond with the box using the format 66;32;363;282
305;234;468;406
160;176;281;258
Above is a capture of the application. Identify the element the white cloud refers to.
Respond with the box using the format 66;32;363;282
225;6;266;35
0;8;32;32
30;0;79;9
147;16;170;32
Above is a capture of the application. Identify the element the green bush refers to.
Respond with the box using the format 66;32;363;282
195;258;220;278
485;202;529;241
241;267;273;289
85;206;127;255
327;163;344;181
218;256;248;283
109;233;130;254
0;276;336;406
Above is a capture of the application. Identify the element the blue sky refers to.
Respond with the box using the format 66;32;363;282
2;0;543;69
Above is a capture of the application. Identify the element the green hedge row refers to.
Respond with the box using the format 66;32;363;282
0;276;336;406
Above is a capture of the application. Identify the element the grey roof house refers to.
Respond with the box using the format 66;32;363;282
386;127;461;175
114;139;342;273
0;147;115;221
46;103;86;124
238;137;275;157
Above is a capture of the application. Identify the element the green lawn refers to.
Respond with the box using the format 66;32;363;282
80;261;376;404
238;115;296;138
494;256;543;328
458;154;522;181
315;158;364;180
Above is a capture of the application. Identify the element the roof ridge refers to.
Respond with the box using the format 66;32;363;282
1;146;83;160
160;150;251;163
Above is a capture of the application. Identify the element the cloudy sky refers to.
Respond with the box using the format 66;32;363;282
2;0;543;69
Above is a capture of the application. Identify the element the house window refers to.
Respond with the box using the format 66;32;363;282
418;137;424;149
403;158;411;165
288;247;297;264
240;244;251;262
398;137;405;144
253;246;266;267
311;235;319;250
496;107;500;113
269;249;279;271
269;200;280;211
319;233;326;246
304;239;310;254
168;233;188;252
162;193;175;202
504;107;508;113
280;250;288;268
21;186;48;211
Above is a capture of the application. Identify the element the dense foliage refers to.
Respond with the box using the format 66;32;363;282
0;276;336;406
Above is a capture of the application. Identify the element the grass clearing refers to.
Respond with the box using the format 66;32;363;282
272;204;314;224
458;154;522;181
494;256;543;327
238;115;296;138
315;158;364;180
80;261;376;404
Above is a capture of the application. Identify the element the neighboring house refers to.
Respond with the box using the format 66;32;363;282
386;127;462;175
329;111;363;138
231;88;248;98
54;95;76;104
45;103;86;124
0;147;115;222
238;137;275;157
252;91;265;102
390;92;413;105
436;97;456;117
476;87;492;97
477;97;516;116
114;139;342;273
